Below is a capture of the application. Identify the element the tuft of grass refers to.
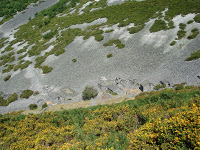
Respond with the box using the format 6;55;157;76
187;20;194;24
72;59;77;63
170;41;176;46
127;24;145;34
187;28;199;40
149;20;168;32
95;34;104;42
194;14;200;23
4;75;11;81
105;29;114;33
103;39;125;49
106;53;113;58
20;89;34;99
185;49;200;61
29;104;38;110
39;65;53;74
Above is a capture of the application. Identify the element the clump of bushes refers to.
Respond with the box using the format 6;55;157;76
4;75;11;81
153;83;166;90
95;34;104;42
43;30;57;39
173;82;186;90
39;65;53;74
149;20;168;32
72;59;77;63
128;24;145;34
179;23;186;30
187;28;199;40
177;30;186;39
170;41;176;46
55;48;65;56
103;39;125;49
82;86;98;100
106;53;113;58
20;89;34;99
194;14;200;23
42;103;48;109
105;29;114;33
7;93;18;104
168;21;175;29
29;104;38;110
187;20;194;24
185;49;200;61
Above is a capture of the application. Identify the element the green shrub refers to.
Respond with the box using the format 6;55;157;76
55;48;65;56
149;20;168;32
179;23;186;30
2;65;14;73
185;49;200;61
106;53;113;58
177;30;186;39
173;83;186;90
29;104;38;110
168;21;175;29
39;65;53;74
33;91;39;96
187;20;194;24
153;84;166;90
194;14;200;23
95;34;104;42
103;39;125;49
128;24;145;34
170;41;176;46
82;86;98;100
7;93;18;104
4;75;11;81
72;59;77;63
43;30;57;39
20;61;32;70
187;28;199;40
18;53;27;60
0;96;7;106
17;48;27;54
42;103;48;109
20;89;34;99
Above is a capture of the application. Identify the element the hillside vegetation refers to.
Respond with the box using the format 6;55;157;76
0;0;199;74
0;86;200;149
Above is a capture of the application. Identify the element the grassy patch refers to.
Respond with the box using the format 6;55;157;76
105;29;114;33
185;49;200;61
127;24;145;34
177;30;186;39
179;23;186;30
29;104;38;110
2;64;14;73
187;20;194;24
106;53;113;58
39;65;53;74
194;14;200;23
82;86;98;100
20;89;34;99
170;41;176;46
103;39;125;49
4;75;11;81
95;34;104;42
149;20;168;32
187;28;199;40
72;59;77;63
17;48;27;54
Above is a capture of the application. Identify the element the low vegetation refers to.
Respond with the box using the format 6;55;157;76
194;14;200;23
170;41;176;46
187;28;199;40
42;103;48;109
82;86;98;100
103;39;125;49
28;104;38;110
153;83;166;90
149;20;168;32
4;75;11;81
127;24;145;34
185;49;200;61
0;86;200;149
20;89;34;99
106;53;113;58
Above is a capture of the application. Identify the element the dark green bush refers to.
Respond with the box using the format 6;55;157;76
72;59;77;63
187;20;194;24
82;86;98;100
173;83;186;90
128;24;145;34
185;49;200;61
33;91;39;96
95;34;104;42
149;20;168;32
39;65;53;74
170;41;176;46
153;84;166;90
105;29;114;33
4;75;11;81
42;103;48;109
179;23;186;30
168;21;175;29
106;53;113;58
187;28;199;40
7;93;18;104
29;104;38;110
194;14;200;23
177;30;186;39
103;39;125;49
20;89;34;99
55;49;65;56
